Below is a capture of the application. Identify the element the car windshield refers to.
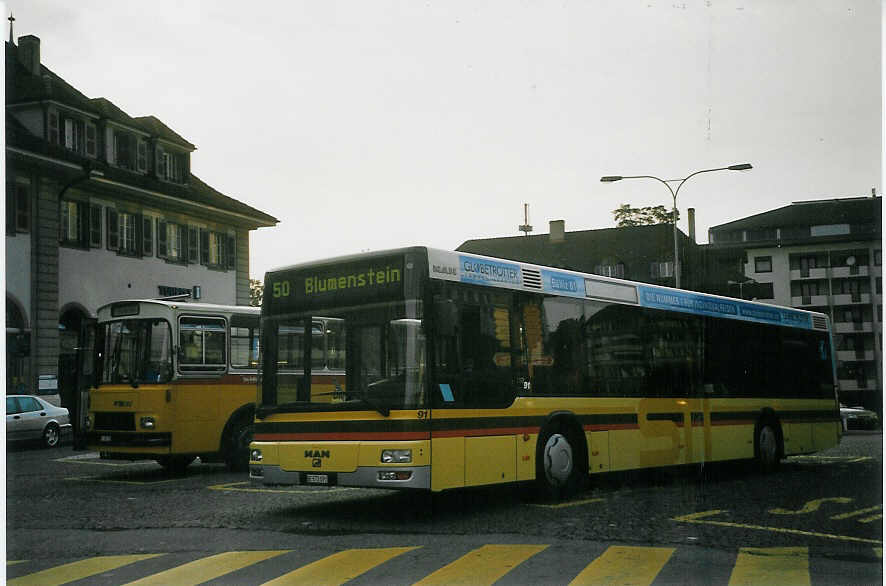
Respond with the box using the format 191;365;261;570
101;319;173;385
262;302;427;412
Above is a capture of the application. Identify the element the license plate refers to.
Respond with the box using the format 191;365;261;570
305;473;329;485
100;435;112;443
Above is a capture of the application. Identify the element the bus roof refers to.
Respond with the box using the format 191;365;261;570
96;299;260;321
264;246;830;332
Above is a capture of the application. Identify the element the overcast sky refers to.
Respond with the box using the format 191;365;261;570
6;0;882;279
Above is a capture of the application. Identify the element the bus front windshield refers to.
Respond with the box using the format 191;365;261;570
262;302;426;412
101;319;174;385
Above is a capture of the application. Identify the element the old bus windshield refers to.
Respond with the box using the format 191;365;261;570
101;319;173;385
261;302;427;412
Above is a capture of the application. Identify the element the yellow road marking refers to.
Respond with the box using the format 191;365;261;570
262;547;418;585
830;505;882;520
208;481;357;494
9;554;162;586
64;476;182;486
6;560;27;566
673;510;882;545
124;551;288;586
414;544;548;585
859;514;883;524
569;546;675;586
531;497;605;509
728;547;809;586
769;497;852;515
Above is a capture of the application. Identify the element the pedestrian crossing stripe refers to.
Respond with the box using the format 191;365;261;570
8;554;162;586
6;545;882;585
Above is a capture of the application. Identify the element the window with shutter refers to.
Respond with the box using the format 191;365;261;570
226;235;236;270
200;229;209;265
188;226;199;263
15;183;30;233
89;204;102;247
85;123;97;157
143;216;153;255
48;112;60;144
107;209;119;250
137;140;147;172
157;219;168;258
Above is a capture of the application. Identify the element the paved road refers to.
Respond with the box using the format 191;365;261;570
6;432;883;584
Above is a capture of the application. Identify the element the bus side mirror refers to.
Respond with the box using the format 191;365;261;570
433;300;458;336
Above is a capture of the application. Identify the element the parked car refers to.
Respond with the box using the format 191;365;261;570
6;395;71;448
839;404;880;431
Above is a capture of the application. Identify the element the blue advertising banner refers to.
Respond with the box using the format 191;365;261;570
541;269;585;297
637;285;812;329
459;256;522;287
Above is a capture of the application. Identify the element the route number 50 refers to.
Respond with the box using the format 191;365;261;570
272;281;291;298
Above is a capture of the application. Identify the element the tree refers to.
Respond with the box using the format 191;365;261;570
249;279;263;307
612;203;679;227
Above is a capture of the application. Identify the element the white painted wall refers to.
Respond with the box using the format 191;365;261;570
59;246;236;317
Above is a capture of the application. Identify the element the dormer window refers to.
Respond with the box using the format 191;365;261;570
112;130;147;172
156;145;187;183
48;109;97;158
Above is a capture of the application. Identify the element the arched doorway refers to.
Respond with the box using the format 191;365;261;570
6;295;30;394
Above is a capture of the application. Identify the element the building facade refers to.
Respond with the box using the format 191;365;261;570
6;35;278;416
707;196;882;411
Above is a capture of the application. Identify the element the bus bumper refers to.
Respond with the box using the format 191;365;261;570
251;464;431;490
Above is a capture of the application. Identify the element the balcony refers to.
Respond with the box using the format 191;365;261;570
791;294;829;307
838;379;880;392
831;266;870;279
790;268;828;280
832;293;872;306
834;322;873;334
836;350;876;362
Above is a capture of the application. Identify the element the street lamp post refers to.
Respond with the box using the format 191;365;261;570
601;163;752;289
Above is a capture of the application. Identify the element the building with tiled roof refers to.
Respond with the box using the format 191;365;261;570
5;34;278;427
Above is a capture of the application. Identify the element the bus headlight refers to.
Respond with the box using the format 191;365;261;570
250;449;263;462
381;449;412;463
139;416;156;429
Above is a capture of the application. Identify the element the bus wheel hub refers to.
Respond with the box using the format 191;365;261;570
544;433;573;486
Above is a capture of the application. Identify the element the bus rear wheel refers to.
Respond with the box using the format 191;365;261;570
157;455;194;475
756;422;782;473
536;426;585;501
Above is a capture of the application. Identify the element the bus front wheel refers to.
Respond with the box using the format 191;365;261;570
536;426;585;501
225;418;253;472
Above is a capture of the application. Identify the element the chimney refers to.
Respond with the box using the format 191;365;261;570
549;220;565;243
17;34;40;76
687;208;696;242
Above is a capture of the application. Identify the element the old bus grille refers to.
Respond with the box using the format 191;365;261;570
812;315;828;331
94;412;136;431
523;268;542;289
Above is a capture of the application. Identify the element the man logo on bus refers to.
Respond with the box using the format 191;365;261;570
306;449;331;468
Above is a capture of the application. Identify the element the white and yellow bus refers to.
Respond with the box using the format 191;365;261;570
85;300;262;473
249;247;840;499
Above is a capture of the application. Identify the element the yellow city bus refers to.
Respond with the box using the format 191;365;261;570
85;300;262;473
249;248;840;499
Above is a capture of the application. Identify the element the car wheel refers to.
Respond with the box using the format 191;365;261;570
42;423;60;448
756;422;781;473
225;418;253;472
156;456;195;476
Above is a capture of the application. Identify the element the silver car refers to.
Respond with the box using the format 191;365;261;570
6;395;71;448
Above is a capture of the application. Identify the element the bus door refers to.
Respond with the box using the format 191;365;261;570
176;316;226;451
430;290;519;491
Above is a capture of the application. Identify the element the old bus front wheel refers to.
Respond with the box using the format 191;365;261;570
225;418;253;473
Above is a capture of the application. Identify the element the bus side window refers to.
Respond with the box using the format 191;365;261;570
179;317;227;372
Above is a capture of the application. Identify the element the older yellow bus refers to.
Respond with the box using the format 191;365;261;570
85;300;261;473
250;248;840;499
